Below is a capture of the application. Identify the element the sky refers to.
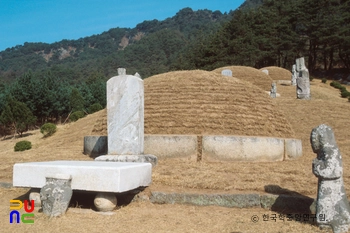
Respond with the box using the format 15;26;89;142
0;0;245;52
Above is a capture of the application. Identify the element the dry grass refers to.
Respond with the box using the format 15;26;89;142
260;66;292;81
0;190;327;233
0;68;348;233
144;70;294;137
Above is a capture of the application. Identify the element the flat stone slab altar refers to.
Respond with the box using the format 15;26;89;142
13;161;152;193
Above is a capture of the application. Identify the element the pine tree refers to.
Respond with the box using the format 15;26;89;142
70;88;85;112
0;98;36;137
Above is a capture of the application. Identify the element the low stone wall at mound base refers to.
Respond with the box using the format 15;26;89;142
84;135;302;162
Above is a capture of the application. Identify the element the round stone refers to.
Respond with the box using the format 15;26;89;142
94;193;117;212
29;192;41;207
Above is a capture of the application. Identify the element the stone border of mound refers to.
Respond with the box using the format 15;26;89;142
150;191;314;213
202;136;302;162
84;135;302;162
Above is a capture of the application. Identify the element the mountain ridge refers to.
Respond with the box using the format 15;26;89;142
0;8;234;81
0;1;264;82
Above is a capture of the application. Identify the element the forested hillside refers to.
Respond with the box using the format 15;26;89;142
179;0;350;73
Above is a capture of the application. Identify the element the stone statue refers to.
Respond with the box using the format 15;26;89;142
270;83;277;98
291;64;297;86
296;57;311;99
311;124;350;233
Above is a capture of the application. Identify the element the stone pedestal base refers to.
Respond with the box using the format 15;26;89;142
95;154;158;167
297;93;311;100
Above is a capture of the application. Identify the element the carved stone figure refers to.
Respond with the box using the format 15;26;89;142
291;64;297;86
311;124;350;233
270;83;277;98
296;57;311;99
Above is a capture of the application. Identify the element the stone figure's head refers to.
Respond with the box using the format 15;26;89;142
296;57;305;71
310;124;337;156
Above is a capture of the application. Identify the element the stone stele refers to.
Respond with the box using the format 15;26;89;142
311;124;350;233
296;57;311;99
106;72;144;155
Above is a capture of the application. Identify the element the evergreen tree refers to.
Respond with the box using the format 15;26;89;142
0;98;36;137
338;0;350;69
38;71;71;122
86;74;107;107
70;88;85;112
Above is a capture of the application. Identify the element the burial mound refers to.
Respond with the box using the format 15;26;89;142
92;70;294;138
260;66;292;81
212;66;273;91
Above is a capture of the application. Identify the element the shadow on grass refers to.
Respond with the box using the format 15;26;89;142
264;185;317;227
1;133;33;141
13;188;31;202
